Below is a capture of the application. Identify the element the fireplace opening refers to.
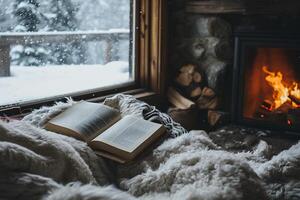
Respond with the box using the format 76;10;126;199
232;33;300;133
244;47;300;125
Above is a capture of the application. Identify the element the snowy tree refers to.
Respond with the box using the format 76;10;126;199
75;0;129;30
75;0;130;64
10;0;50;66
47;0;77;31
0;0;15;31
4;0;130;66
42;0;84;65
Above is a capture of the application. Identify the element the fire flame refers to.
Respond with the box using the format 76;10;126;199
262;66;300;110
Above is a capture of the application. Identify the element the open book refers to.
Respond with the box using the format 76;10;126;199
44;101;166;163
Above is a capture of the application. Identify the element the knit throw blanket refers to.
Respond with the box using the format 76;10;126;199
1;94;300;200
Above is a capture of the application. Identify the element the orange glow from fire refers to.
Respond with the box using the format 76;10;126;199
262;66;300;110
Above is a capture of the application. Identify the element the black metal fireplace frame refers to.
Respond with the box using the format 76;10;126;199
232;31;300;135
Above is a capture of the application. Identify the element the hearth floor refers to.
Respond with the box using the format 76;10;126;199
209;125;298;156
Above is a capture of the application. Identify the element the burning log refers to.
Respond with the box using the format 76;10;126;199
194;16;231;38
276;101;293;113
289;94;300;106
257;99;288;120
256;99;272;115
260;100;272;111
256;108;271;119
256;100;273;119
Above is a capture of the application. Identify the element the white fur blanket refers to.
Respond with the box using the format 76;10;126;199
1;94;300;200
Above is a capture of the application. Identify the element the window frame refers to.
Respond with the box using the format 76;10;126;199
0;0;167;116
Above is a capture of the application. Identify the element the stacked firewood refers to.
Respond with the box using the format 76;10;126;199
171;16;233;109
168;16;232;127
172;16;232;107
167;81;229;127
174;64;218;110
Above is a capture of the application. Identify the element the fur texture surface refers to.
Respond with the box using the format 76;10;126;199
45;184;137;200
0;94;300;200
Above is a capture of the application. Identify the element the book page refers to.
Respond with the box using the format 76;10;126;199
92;115;163;153
47;101;120;141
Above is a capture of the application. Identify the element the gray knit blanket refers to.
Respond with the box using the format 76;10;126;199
0;94;300;200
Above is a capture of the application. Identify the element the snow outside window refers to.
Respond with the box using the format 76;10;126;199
0;0;132;106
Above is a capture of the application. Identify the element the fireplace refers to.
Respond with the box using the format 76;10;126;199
232;32;300;133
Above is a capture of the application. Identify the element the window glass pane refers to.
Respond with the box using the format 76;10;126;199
0;0;133;106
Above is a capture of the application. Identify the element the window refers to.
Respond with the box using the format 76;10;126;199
0;0;166;115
